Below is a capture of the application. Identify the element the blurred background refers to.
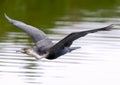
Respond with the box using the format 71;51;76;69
0;0;120;85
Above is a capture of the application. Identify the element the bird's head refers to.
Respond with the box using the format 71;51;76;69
16;48;46;60
17;48;33;55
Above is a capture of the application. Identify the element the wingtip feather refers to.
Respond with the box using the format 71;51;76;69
102;24;114;31
4;13;13;23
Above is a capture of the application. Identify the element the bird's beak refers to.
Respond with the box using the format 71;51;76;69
16;50;25;53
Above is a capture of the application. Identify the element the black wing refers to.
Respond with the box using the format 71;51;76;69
5;14;54;49
50;24;113;50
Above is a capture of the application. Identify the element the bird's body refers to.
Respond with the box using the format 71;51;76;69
5;14;113;60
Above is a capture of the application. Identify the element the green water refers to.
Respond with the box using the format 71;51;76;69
0;0;120;29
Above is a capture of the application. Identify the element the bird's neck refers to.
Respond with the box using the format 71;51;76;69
30;49;47;60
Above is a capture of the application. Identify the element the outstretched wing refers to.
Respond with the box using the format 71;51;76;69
5;14;54;49
50;24;113;51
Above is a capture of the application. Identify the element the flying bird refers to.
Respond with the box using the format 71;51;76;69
4;14;113;60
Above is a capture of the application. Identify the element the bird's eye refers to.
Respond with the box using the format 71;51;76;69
42;51;47;54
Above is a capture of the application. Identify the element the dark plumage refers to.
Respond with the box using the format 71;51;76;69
5;14;113;60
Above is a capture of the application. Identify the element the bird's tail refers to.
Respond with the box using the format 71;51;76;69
69;47;81;52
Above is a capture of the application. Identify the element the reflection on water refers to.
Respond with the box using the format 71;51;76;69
0;1;120;85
